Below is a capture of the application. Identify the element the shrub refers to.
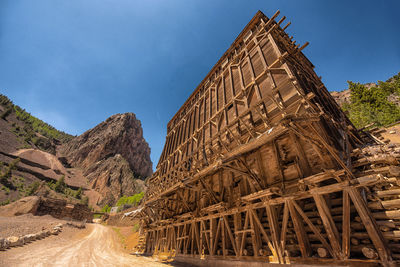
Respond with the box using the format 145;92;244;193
54;176;66;193
26;181;40;196
0;107;12;120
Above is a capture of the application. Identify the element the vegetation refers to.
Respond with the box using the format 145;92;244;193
101;204;112;213
80;196;89;206
132;223;140;232
0;94;73;143
46;176;85;203
116;192;144;207
0;158;20;188
26;181;40;196
342;73;400;129
100;192;144;214
0;199;10;206
0;106;12;120
54;176;66;193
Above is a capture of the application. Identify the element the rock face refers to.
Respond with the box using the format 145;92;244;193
60;113;152;178
83;154;146;205
330;90;351;107
59;113;152;205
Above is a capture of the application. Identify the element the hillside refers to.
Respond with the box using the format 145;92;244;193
0;94;152;209
331;72;400;129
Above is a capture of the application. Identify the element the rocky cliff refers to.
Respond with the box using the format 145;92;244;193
59;113;152;178
58;113;152;205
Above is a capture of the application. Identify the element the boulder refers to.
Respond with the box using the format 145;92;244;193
36;231;46;239
0;238;10;250
7;236;23;247
50;229;59;235
24;234;36;242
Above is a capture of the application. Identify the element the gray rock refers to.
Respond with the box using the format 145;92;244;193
0;238;10;250
7;236;23;247
25;234;36;242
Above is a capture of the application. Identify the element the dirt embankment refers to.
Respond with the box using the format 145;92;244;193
0;214;64;238
0;196;92;222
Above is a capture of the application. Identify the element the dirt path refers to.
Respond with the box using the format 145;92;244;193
1;224;169;267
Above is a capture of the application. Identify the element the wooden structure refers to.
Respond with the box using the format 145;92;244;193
137;10;400;266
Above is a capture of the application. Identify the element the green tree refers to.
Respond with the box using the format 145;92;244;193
343;76;400;128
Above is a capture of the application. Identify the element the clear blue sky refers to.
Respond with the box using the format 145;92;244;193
1;1;399;169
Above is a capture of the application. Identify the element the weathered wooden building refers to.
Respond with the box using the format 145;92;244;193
137;10;400;266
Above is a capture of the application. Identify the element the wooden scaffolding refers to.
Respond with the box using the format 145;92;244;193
137;10;400;266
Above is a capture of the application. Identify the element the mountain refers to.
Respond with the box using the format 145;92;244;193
59;113;152;178
0;94;152;208
59;113;152;205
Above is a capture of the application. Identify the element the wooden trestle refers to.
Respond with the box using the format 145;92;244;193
137;10;400;266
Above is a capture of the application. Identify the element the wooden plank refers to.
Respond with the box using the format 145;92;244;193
289;131;312;177
342;190;350;259
347;187;393;265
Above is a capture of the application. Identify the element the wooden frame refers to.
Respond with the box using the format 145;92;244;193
137;10;400;266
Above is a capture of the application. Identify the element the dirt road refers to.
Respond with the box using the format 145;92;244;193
1;224;169;267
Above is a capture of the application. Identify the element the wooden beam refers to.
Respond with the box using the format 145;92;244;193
313;194;342;259
288;200;311;258
266;204;284;262
249;208;278;259
347;187;393;265
280;201;289;256
223;215;238;256
342;190;351;259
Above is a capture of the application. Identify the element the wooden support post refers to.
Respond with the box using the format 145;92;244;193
288;200;311;258
313;194;342;259
342;190;351;259
347;187;393;266
249;209;260;257
280;201;289;257
249;209;278;259
292;200;334;256
223;215;238;256
221;217;226;257
240;211;250;256
233;212;241;257
210;218;216;256
212;217;221;255
266;204;284;262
